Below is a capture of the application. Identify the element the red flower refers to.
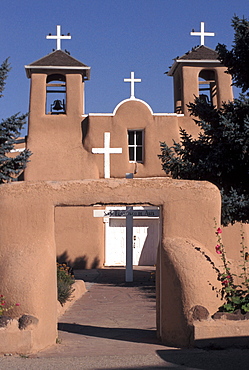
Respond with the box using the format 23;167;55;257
216;227;222;234
15;303;20;306
215;244;222;254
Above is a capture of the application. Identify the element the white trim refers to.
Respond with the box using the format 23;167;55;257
10;148;25;153
87;111;183;118
167;59;220;76
128;129;144;163
25;65;91;70
153;113;184;116
113;98;154;115
175;59;219;64
88;113;114;117
25;65;91;79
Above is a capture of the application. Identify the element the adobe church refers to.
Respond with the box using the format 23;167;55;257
1;24;249;353
21;24;234;269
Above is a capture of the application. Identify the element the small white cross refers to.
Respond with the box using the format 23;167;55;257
46;25;71;50
124;72;141;99
190;22;215;46
92;132;122;178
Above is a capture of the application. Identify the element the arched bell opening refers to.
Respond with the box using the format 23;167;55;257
198;70;217;106
46;74;66;115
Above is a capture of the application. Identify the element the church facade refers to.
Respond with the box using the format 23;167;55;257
2;25;249;352
20;44;235;269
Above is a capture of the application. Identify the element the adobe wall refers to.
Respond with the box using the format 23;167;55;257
0;177;222;352
25;73;99;181
180;64;233;115
55;206;104;269
86;100;199;179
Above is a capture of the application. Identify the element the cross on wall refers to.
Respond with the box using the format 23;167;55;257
46;25;71;50
92;132;122;178
190;22;215;46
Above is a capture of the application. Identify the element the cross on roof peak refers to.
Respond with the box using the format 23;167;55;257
124;72;141;99
46;25;71;50
190;22;215;46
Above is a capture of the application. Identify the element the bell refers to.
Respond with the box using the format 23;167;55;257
51;99;64;111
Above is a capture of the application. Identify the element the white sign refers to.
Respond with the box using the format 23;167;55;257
93;209;160;218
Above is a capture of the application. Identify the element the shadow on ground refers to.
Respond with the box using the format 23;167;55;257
58;323;162;346
155;348;249;370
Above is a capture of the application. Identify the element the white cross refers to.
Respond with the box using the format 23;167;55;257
46;25;71;50
190;22;215;46
93;205;134;282
124;72;141;99
92;132;122;178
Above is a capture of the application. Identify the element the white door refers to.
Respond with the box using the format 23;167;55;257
105;216;159;266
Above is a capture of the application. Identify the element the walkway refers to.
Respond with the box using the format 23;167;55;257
37;267;165;360
1;267;249;369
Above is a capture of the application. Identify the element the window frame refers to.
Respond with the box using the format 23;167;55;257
127;129;144;163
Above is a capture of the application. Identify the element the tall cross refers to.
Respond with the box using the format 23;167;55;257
124;72;141;99
190;22;215;46
46;25;71;50
92;132;122;178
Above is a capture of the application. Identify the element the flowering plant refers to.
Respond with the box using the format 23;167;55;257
0;295;20;316
215;223;249;314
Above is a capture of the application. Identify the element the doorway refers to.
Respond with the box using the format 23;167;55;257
104;206;160;266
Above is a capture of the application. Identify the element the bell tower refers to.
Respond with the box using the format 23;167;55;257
24;42;98;181
167;22;233;115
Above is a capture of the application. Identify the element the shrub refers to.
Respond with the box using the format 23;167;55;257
57;263;75;306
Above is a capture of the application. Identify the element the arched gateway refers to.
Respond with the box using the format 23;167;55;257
0;178;222;351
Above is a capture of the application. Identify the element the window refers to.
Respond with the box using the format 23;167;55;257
128;130;144;163
198;70;216;105
46;74;66;114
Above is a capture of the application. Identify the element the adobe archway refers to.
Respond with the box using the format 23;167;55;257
0;177;221;352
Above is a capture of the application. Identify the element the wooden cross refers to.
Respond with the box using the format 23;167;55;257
190;22;215;46
46;25;71;50
92;132;122;178
124;72;141;99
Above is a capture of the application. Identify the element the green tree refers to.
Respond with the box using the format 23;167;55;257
0;58;31;183
159;16;249;225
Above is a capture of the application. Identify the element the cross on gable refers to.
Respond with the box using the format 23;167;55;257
46;25;71;50
124;72;141;99
92;132;122;178
190;22;215;46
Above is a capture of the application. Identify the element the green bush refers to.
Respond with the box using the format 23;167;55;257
57;263;75;306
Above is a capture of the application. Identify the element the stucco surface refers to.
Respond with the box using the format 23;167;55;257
0;177;221;352
158;237;223;347
55;206;104;269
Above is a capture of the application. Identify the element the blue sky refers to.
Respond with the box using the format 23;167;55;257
0;1;248;134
